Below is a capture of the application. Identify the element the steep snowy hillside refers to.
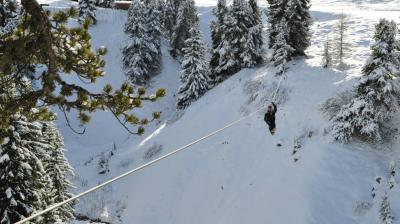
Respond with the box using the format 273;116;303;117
39;1;400;223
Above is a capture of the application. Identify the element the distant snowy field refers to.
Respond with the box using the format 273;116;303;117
38;0;400;223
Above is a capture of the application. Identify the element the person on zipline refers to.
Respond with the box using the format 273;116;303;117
264;102;277;135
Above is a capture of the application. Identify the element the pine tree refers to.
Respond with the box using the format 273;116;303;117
380;195;394;224
123;0;162;84
271;18;294;75
177;26;210;109
322;35;332;68
0;0;20;36
170;0;199;58
0;116;52;224
209;0;227;81
78;0;97;25
331;19;400;142
41;121;74;222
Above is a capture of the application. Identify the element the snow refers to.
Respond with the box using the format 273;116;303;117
5;188;12;199
0;154;10;163
36;0;400;223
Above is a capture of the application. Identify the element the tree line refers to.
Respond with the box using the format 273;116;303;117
122;0;312;109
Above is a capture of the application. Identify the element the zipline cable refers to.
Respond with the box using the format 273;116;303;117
16;74;286;224
270;74;285;103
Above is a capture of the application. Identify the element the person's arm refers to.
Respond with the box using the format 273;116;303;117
272;102;277;113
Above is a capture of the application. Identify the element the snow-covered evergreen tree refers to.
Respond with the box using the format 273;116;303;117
212;0;252;83
0;0;20;36
209;0;227;81
285;0;311;56
267;0;285;48
78;0;97;25
177;26;210;109
331;19;400;142
123;0;162;84
230;0;253;68
380;195;394;224
144;0;162;74
162;0;177;39
322;35;333;68
94;0;114;8
245;0;264;65
271;18;294;75
212;11;237;82
210;0;263;83
0;116;52;224
170;0;199;58
268;0;311;73
41;121;74;222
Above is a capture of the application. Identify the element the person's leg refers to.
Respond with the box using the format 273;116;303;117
270;122;276;135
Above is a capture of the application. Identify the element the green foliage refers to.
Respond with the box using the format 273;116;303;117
0;0;165;140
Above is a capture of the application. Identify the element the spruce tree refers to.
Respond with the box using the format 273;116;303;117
271;18;294;75
123;0;162;85
162;0;176;39
144;0;162;74
78;0;97;24
230;0;253;67
0;77;73;223
0;0;20;36
213;0;250;83
246;0;264;65
170;0;199;58
331;19;400;142
210;0;263;83
0;116;52;224
267;0;285;48
209;0;227;81
177;26;210;109
268;0;311;73
41;121;74;222
285;0;311;56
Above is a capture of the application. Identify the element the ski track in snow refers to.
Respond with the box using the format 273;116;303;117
38;0;400;223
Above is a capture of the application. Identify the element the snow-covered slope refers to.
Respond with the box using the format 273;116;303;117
40;1;400;223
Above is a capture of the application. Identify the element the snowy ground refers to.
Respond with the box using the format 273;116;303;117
39;0;400;223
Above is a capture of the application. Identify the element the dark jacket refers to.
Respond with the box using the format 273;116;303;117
264;103;277;126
